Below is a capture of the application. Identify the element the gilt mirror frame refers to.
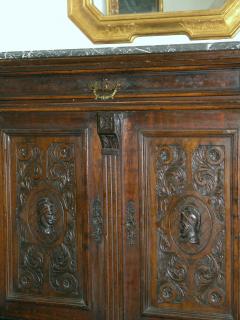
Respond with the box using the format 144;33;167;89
68;0;240;43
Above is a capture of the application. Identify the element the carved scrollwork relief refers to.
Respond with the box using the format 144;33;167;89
17;145;42;214
157;229;188;304
192;145;225;223
194;230;225;306
18;245;44;291
156;143;226;307
156;145;186;219
156;144;188;304
50;243;79;294
16;142;82;300
97;112;121;155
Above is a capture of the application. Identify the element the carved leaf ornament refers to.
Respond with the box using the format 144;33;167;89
16;143;81;298
156;144;225;307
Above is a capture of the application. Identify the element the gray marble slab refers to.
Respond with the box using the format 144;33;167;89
1;41;240;60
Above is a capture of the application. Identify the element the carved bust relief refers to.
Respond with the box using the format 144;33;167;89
14;141;84;303
37;197;57;238
179;203;201;245
155;141;226;309
26;187;64;246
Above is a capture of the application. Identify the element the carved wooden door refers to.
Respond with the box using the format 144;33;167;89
0;112;105;320
123;110;239;320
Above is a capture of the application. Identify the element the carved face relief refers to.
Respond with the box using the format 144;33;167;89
154;141;227;310
37;197;57;236
26;187;64;246
179;203;201;245
169;196;212;256
15;142;83;302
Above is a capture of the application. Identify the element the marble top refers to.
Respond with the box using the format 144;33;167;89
1;41;240;60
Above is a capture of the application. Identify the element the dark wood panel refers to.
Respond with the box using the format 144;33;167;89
123;110;239;320
0;50;240;106
0;51;240;320
0;70;239;101
6;132;89;306
0;113;106;320
141;133;233;319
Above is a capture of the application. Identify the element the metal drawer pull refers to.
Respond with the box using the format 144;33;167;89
90;79;120;101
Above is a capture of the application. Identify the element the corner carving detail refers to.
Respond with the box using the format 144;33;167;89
97;112;121;155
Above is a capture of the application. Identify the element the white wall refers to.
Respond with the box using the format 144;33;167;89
1;0;240;52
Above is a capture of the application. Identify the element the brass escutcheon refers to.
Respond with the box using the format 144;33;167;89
90;79;120;101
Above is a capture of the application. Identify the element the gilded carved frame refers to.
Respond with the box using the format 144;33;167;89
68;0;240;43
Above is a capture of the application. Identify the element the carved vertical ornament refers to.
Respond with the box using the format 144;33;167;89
97;111;123;320
17;144;44;291
156;144;226;307
126;201;136;246
192;145;225;306
92;198;103;243
156;144;188;304
16;142;83;301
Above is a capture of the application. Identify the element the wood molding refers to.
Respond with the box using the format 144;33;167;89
0;50;240;111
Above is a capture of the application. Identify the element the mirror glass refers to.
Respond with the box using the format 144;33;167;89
93;0;227;15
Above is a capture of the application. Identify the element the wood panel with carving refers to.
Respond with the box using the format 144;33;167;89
122;110;238;320
0;112;106;320
1;51;240;320
97;112;123;320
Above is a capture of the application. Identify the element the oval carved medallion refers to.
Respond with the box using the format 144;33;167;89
170;195;213;256
27;187;65;245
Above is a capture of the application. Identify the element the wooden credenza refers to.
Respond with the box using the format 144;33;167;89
0;49;240;320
